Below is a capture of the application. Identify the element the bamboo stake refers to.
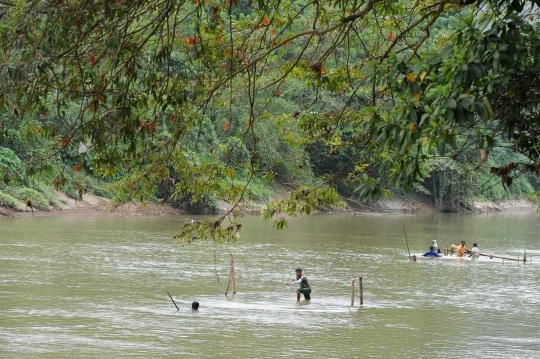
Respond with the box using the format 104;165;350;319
479;253;523;262
224;253;232;296
167;291;179;311
403;223;411;261
351;279;355;307
359;276;363;305
224;275;231;296
214;248;219;282
230;253;236;294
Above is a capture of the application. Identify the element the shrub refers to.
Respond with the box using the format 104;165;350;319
0;146;22;182
0;146;21;171
10;187;51;211
170;193;220;214
0;190;22;211
63;183;81;200
83;177;114;198
29;182;62;208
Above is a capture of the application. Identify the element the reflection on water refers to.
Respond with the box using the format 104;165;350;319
1;211;540;358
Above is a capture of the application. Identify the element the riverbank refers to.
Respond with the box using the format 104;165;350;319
337;196;536;214
0;191;180;218
473;198;537;212
0;189;536;218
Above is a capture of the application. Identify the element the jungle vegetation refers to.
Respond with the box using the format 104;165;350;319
0;0;539;241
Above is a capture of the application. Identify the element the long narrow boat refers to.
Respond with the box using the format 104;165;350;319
416;253;527;263
442;244;527;263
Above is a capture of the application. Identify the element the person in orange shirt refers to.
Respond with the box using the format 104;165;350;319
456;240;468;257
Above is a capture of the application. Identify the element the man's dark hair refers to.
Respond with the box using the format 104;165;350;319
430;246;434;251
295;268;302;272
192;301;199;310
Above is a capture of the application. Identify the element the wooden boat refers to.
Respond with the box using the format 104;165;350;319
415;252;527;263
442;243;527;263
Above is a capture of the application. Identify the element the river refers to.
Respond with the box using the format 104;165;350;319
1;211;539;358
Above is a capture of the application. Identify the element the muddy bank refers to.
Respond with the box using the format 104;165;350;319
0;192;181;218
339;196;536;214
473;198;537;212
0;189;536;218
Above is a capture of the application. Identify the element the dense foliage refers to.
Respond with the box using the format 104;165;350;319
0;0;539;240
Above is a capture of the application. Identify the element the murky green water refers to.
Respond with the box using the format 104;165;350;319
1;211;539;358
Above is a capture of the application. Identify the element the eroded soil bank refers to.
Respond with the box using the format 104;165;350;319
0;189;536;218
0;192;181;218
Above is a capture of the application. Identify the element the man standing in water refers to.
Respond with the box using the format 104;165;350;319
286;268;311;301
456;240;468;257
470;243;480;258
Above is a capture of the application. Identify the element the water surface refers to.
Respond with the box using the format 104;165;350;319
1;211;539;358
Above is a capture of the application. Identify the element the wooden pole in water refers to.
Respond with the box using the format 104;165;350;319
403;223;411;261
351;279;355;307
479;253;523;262
167;291;179;311
214;249;219;282
224;253;232;296
224;275;231;296
229;253;236;294
359;276;363;305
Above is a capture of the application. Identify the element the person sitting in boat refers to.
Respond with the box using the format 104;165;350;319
432;240;441;254
286;268;312;301
456;240;468;257
423;246;442;257
470;243;480;258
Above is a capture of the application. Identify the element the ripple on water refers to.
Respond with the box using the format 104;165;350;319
2;213;540;358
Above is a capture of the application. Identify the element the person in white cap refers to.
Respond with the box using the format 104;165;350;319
432;240;440;253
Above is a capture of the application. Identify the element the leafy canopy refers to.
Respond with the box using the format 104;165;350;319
0;0;539;241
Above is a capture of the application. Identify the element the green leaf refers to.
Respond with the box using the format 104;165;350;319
469;64;482;79
408;110;418;124
460;97;474;112
477;101;488;122
446;108;455;123
276;218;288;230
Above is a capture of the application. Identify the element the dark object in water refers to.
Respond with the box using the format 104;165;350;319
192;301;199;310
167;291;179;311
